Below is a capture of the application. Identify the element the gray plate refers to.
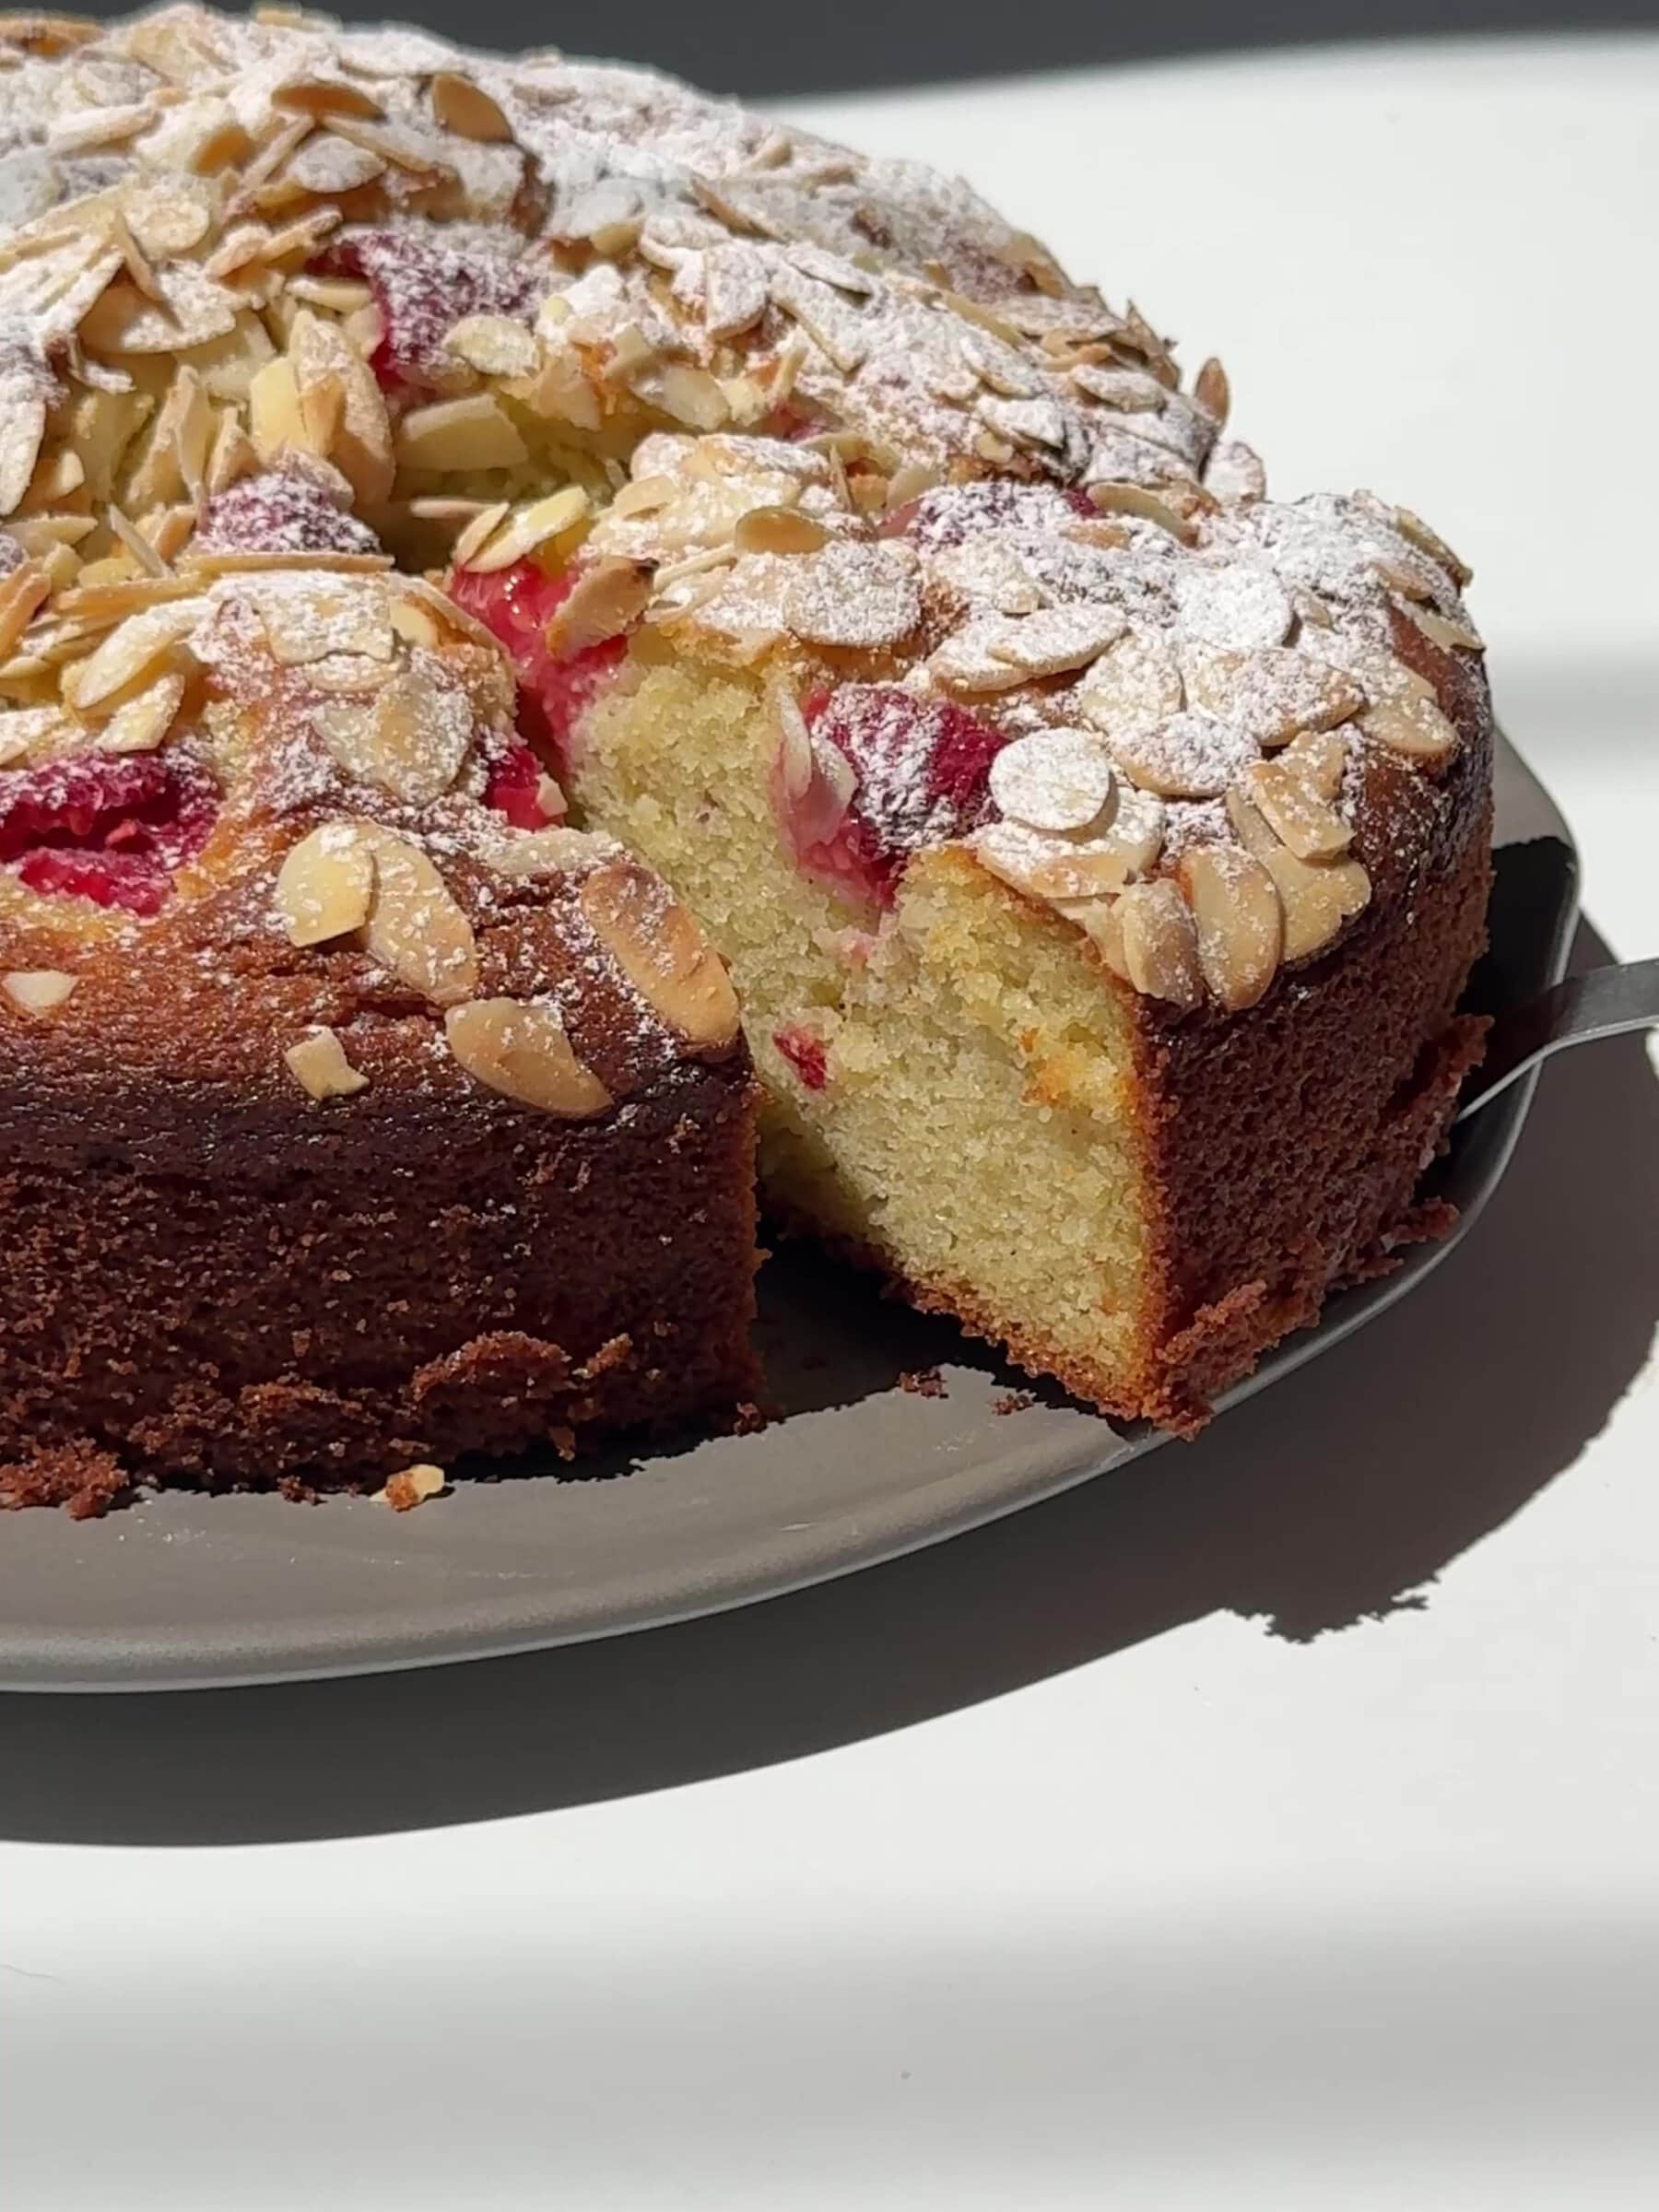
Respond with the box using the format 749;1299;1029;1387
0;736;1576;1692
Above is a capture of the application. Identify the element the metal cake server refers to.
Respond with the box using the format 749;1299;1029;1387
1457;957;1659;1123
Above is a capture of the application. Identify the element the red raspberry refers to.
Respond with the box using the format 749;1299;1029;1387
0;754;218;915
772;1026;829;1090
482;738;562;829
448;560;628;775
314;229;538;395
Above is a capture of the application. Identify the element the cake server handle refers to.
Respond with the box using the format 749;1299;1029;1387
1456;956;1659;1122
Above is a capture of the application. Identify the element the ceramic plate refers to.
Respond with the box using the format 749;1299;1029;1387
0;736;1576;1691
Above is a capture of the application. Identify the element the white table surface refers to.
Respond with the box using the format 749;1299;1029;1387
2;36;1655;2212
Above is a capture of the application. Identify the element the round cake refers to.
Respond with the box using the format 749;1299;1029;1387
0;6;1490;1503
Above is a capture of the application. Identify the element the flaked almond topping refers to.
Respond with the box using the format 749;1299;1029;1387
1406;604;1485;654
1075;630;1183;737
430;70;514;143
62;600;201;709
359;828;478;1005
1390;503;1473;588
1193;356;1230;427
462;485;589;574
543;559;651;654
287;310;394;508
443;997;613;1116
273;822;376;947
97;670;186;755
1279;725;1349;801
1244;755;1354;861
445;312;539;380
1174;562;1293;652
395;393;527;474
783;540;920;651
378;1463;447;1511
971;786;1165;901
580;861;741;1052
2;969;77;1015
702;242;770;340
1182;644;1363;747
485;825;614;878
1358;692;1459;765
988;727;1116;834
284;1025;370;1100
1087;481;1196;542
733;505;830;557
258;582;393;666
1227;785;1371;962
1112;878;1202;1008
1106;709;1255;801
1177;844;1283;1011
987;604;1125;680
0;558;50;661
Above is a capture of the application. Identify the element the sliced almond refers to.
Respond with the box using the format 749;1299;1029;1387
378;1463;447;1511
642;364;731;433
987;605;1126;680
1406;604;1485;654
274;823;376;947
543;559;651;654
0;559;50;661
971;787;1165;901
1181;643;1363;747
273;75;384;122
783;541;920;651
1112;878;1202;1008
1075;630;1183;737
1243;755;1355;862
1107;709;1254;801
365;670;474;805
284;1025;370;1100
1193;356;1230;427
580;861;740;1051
0;377;48;518
445;312;538;380
395;394;528;474
1391;504;1473;588
463;485;589;575
359;829;478;1006
1227;786;1371;962
2;969;77;1015
259;582;393;667
1174;562;1293;652
247;356;312;464
1086;481;1196;542
485;825;614;879
443;998;612;1116
430;71;513;144
62;600;200;710
1279;725;1349;801
1358;692;1459;765
733;505;830;557
1177;844;1283;1011
97;669;186;755
988;727;1116;834
287;310;395;506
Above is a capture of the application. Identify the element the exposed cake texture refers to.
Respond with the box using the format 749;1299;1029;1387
0;6;1491;1497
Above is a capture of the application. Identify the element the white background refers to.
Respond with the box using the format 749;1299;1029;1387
2;38;1655;2209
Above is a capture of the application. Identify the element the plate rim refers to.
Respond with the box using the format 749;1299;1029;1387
0;736;1580;1692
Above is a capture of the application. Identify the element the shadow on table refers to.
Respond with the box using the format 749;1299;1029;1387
1;917;1653;1848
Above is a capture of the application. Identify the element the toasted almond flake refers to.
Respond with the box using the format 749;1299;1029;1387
285;276;375;316
1406;604;1485;653
0;382;48;518
2;969;77;1014
443;998;612;1116
1206;439;1267;504
449;500;512;568
1108;709;1255;800
463;485;589;574
640;363;730;433
580;862;740;1051
1244;755;1354;861
0;559;50;660
287;309;394;506
1227;785;1371;961
485;825;614;879
1182;643;1363;747
1280;725;1349;801
96;669;186;755
445;312;538;380
543;558;651;654
106;501;170;580
1114;877;1203;1008
783;540;920;650
378;1463;447;1511
273;75;385;122
183;549;393;578
989;604;1125;680
205;409;259;496
1177;844;1282;1011
430;70;513;143
971;787;1165;901
284;1025;370;1100
356;827;477;1006
395;393;527;474
886;461;943;511
702;242;770;339
63;600;200;709
1358;692;1459;765
331;668;472;805
1175;563;1294;652
1086;481;1196;541
78;262;240;356
257;581;394;666
1075;630;1183;736
733;504;829;557
1391;504;1472;588
1193;356;1230;427
767;264;869;374
989;727;1116;834
247;356;310;464
611;473;677;519
274;823;375;946
322;112;453;182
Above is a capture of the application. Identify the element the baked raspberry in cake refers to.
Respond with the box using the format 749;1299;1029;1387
0;6;1491;1504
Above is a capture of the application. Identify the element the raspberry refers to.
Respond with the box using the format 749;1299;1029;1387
197;458;381;559
315;229;537;395
448;559;628;773
483;738;562;828
772;1026;829;1090
0;754;218;915
779;684;1006;908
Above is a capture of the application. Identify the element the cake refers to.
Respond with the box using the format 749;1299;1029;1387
0;7;1490;1507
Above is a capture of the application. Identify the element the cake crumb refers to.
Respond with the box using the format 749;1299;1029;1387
993;1389;1038;1417
379;1463;448;1511
899;1366;945;1398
